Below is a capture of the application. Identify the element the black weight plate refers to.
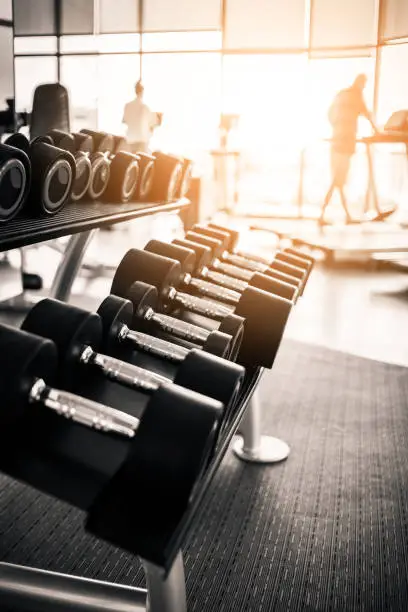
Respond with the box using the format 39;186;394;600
235;287;292;368
173;238;212;272
48;129;76;154
103;152;139;203
202;330;231;358
5;133;30;156
145;240;196;277
97;295;134;359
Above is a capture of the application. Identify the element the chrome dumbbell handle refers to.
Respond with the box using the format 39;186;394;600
186;275;241;304
29;378;138;438
168;287;234;320
212;259;253;282
80;346;170;393
119;325;189;362
235;249;270;265
203;268;248;292
223;251;265;273
144;307;210;343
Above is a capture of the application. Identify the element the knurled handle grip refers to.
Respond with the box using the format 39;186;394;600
188;276;240;304
224;252;266;273
91;351;170;392
204;269;248;292
148;309;210;343
173;290;234;320
125;327;188;362
213;260;253;281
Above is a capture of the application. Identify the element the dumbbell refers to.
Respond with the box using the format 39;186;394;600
0;141;31;221
0;323;220;551
185;230;306;293
132;152;155;201
199;223;314;286
149;151;182;202
114;279;241;361
79;129;139;203
5;133;75;216
112;249;292;368
97;294;245;420
173;157;192;199
112;249;244;357
146;239;298;304
73;131;111;200
47;129;92;202
21;298;227;432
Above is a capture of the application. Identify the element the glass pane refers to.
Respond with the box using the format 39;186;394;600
14;36;57;54
61;0;94;35
13;0;56;35
60;33;140;53
0;26;14;112
15;56;58;111
377;44;408;124
310;0;378;48
97;54;140;134
60;55;99;131
142;52;221;157
222;55;307;207
60;35;98;53
99;0;139;33
143;0;221;31
142;31;222;51
382;0;408;40
303;55;376;211
0;0;12;20
224;0;306;49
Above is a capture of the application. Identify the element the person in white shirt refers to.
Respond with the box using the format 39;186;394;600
122;81;157;153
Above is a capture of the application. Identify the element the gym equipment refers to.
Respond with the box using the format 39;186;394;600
0;142;31;221
112;249;245;355
174;157;193;199
185;230;307;292
5;133;75;216
97;294;245;420
133;152;155;201
192;224;312;284
22;298;235;421
48;129;93;202
164;238;299;303
113;249;292;368
113;280;240;360
149;152;182;202
0;323;220;566
79;129;139;203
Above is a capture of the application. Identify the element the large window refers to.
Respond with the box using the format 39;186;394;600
15;56;58;112
0;25;13;111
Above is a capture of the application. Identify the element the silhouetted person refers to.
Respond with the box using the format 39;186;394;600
122;81;157;153
319;74;377;225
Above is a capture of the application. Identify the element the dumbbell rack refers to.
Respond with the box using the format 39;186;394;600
0;198;189;308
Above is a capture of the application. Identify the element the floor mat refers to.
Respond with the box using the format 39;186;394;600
1;339;408;611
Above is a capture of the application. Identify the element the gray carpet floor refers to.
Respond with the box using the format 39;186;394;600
1;339;408;611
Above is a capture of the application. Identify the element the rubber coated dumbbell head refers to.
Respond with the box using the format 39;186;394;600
96;294;134;358
148;152;182;202
173;238;213;272
80;129;114;154
0;142;31;221
192;224;230;252
73;132;94;154
30;135;54;147
145;239;196;277
133;152;155;201
0;323;57;424
208;222;240;251
47;129;76;154
71;152;92;201
112;136;127;154
102;152;139;203
184;230;224;259
235;286;292;368
87;152;111;200
111;249;182;311
5;133;30;156
29;142;76;215
173;157;192;199
22;298;103;387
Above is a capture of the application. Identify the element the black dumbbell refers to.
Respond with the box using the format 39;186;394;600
5;133;75;216
48;129;93;202
132;152;155;201
191;224;312;285
72;131;111;200
97;294;245;421
114;279;240;360
0;141;31;221
185;230;306;292
209;221;315;268
112;249;245;359
173;157;193;199
0;322;220;560
21;298;226;431
113;249;292;368
154;238;299;303
149;151;182;202
79;129;139;203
